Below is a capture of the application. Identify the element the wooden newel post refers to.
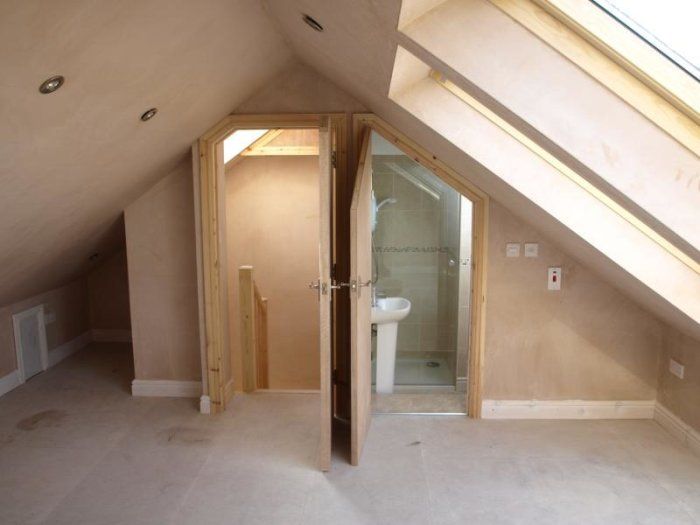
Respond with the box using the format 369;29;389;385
238;266;256;392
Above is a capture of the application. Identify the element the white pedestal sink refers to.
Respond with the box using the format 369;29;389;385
372;297;411;394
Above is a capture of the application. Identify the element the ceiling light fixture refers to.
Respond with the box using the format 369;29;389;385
140;108;158;121
39;75;64;94
302;14;323;32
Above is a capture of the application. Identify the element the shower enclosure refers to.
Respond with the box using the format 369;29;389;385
370;132;472;413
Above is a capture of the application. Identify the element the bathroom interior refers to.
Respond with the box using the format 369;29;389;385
370;131;472;414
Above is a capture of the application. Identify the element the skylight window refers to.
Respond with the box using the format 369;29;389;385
223;129;268;163
591;0;700;81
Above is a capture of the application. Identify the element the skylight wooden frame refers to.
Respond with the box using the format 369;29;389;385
353;114;489;418
430;70;700;275
489;0;700;157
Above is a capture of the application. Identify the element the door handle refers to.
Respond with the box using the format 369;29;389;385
308;280;328;295
331;280;354;290
330;280;372;291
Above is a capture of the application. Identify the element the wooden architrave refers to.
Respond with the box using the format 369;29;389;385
489;0;700;156
196;113;346;415
352;113;489;418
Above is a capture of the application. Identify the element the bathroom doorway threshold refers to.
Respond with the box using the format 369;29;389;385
372;392;467;415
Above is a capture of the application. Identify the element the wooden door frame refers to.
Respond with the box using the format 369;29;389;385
194;113;347;414
352;114;489;418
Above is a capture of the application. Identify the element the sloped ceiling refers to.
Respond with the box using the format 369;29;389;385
261;0;700;339
0;0;292;307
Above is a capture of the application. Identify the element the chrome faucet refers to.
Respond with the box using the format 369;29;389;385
372;287;386;307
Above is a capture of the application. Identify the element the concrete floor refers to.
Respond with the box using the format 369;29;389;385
1;343;699;524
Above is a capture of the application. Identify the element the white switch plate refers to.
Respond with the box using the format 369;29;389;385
669;358;685;379
506;243;520;258
547;267;562;291
524;243;539;257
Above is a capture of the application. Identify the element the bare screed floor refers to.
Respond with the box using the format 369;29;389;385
1;343;699;524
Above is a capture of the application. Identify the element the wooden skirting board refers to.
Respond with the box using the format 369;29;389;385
131;380;203;398
654;403;700;457
481;399;656;419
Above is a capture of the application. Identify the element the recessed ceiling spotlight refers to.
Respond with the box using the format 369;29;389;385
140;107;158;121
302;14;323;32
39;75;64;94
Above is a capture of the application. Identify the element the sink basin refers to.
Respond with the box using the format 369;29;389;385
371;297;411;324
372;297;411;394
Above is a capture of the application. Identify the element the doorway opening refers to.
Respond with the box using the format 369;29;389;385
195;114;346;471
348;114;488;464
370;131;472;414
224;129;321;392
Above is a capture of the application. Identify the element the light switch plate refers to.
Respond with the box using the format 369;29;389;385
669;358;685;379
506;243;520;258
524;243;538;257
547;267;562;291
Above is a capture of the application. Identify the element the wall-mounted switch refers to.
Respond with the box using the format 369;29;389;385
669;358;685;379
547;267;561;291
506;243;520;258
524;243;539;257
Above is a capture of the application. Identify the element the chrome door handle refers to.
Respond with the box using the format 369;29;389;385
330;280;372;291
331;280;355;290
308;280;328;295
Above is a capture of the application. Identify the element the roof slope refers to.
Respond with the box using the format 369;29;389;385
261;0;700;338
0;0;292;306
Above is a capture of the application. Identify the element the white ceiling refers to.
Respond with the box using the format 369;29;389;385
0;0;292;306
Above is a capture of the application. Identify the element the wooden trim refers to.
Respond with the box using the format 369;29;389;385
654;403;700;457
533;0;699;121
131;380;202;398
255;293;269;389
197;113;346;418
482;399;656;419
488;0;700;156
318;116;333;472
238;266;257;393
352;113;489;418
191;141;209;398
431;71;700;276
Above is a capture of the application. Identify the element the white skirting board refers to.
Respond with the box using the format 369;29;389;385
91;329;132;343
0;370;21;397
654;404;700;456
48;331;93;367
132;379;202;398
481;400;656;419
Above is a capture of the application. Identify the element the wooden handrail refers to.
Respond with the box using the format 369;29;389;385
238;266;269;392
253;284;269;389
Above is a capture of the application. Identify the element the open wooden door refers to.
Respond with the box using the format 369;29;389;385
350;128;373;465
317;117;333;471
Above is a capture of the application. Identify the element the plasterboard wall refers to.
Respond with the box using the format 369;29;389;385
484;200;662;400
124;161;201;381
88;249;131;331
657;328;700;433
0;279;90;377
